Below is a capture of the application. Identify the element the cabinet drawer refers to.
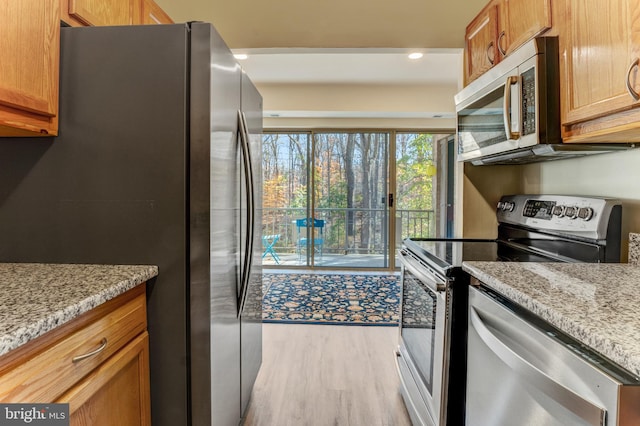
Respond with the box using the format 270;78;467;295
0;288;146;403
57;332;151;425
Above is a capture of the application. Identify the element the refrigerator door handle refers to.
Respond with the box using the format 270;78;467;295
237;110;255;317
243;110;256;279
239;110;256;317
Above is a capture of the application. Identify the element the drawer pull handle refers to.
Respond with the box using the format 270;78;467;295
626;58;640;101
72;338;108;363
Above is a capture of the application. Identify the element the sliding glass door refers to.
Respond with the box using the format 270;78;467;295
261;130;451;269
394;132;452;266
261;131;389;268
261;132;311;266
313;132;389;268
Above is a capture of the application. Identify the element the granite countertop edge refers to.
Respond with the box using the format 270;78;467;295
0;264;158;358
462;262;640;378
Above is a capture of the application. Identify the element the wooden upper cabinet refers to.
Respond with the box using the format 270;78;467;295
561;0;640;141
498;0;551;56
501;0;552;56
464;0;552;85
62;0;139;26
0;0;59;136
141;0;173;24
465;4;499;85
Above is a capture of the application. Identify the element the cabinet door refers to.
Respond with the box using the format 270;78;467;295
502;0;552;56
58;333;151;426
465;4;499;84
68;0;136;26
0;0;59;136
562;0;640;126
141;0;173;24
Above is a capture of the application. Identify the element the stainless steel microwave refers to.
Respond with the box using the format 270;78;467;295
455;37;635;165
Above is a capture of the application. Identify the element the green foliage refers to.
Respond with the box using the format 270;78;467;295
290;184;308;208
317;181;348;208
396;133;434;211
262;131;438;251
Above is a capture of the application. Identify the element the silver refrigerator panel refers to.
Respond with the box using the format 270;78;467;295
240;70;263;417
189;23;243;426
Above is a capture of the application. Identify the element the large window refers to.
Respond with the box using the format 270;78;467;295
261;130;452;269
395;132;437;240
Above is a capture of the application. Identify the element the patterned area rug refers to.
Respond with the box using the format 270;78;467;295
262;272;400;326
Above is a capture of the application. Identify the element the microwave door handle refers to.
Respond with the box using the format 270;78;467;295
503;75;520;140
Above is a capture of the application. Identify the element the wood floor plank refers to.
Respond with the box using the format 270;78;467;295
243;324;412;426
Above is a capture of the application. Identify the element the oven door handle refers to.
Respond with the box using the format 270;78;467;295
399;249;446;293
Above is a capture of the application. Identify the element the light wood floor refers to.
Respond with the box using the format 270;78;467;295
243;324;412;426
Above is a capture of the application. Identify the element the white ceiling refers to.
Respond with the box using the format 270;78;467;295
155;0;475;121
156;0;488;50
233;48;463;85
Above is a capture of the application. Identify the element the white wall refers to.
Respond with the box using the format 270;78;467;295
459;149;640;260
257;82;457;129
521;149;640;260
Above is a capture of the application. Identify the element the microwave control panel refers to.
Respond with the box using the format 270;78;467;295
521;68;536;136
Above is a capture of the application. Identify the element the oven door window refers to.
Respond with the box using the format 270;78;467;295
401;268;438;394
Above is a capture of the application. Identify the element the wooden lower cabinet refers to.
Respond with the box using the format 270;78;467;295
0;285;150;426
59;333;151;426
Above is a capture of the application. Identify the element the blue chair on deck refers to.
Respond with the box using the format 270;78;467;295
295;218;325;262
262;234;281;264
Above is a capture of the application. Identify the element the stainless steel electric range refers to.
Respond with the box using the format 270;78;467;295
395;194;622;426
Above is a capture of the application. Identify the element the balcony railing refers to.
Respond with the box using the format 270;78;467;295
261;207;435;255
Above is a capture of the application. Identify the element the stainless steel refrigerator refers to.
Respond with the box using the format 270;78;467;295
0;23;262;426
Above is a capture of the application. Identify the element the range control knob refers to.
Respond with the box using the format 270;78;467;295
577;207;594;221
564;206;578;219
497;202;504;211
499;201;515;212
552;205;565;217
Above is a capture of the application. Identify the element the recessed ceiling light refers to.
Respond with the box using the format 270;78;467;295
408;52;423;60
234;54;248;60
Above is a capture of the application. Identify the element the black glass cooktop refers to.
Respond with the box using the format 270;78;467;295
404;239;500;270
403;237;561;275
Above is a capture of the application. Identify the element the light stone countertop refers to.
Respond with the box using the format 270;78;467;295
462;261;640;378
0;263;158;357
629;233;640;265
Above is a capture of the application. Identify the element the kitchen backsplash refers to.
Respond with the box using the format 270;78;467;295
629;233;640;265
